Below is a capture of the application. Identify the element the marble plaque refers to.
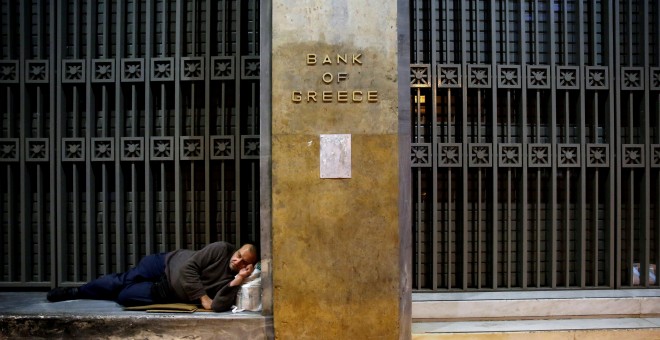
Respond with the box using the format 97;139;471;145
319;134;351;178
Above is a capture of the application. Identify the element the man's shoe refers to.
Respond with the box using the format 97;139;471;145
47;287;79;302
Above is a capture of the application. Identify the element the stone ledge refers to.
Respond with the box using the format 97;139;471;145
413;290;660;321
412;318;660;339
0;292;273;339
1;315;273;339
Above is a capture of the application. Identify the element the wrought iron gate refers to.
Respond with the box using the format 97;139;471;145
410;0;660;291
0;0;260;288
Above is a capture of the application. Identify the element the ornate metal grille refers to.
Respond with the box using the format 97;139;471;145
0;0;260;287
410;0;659;291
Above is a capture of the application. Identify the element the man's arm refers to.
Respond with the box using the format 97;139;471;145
210;264;254;312
179;242;229;301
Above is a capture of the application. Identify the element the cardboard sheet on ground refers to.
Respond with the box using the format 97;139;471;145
123;303;212;313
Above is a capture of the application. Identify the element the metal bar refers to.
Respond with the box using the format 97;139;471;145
593;92;600;286
577;0;587;289
144;0;154;257
251;81;258;240
519;0;529;290
415;87;422;289
55;0;66;287
489;0;498;290
536;93;542;288
507;92;512;288
564;91;570;287
131;83;139;259
116;0;126;272
100;87;109;276
235;0;243;245
430;0;439;291
191;81;197;248
19;0;28;284
260;0;273;315
204;0;212;245
85;0;96;282
174;0;183;249
458;0;466;291
655;0;660;288
613;0;622;288
549;0;558;289
642;0;650;287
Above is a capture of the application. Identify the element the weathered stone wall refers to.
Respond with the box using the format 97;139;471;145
271;0;401;338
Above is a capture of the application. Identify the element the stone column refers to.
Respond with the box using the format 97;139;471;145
271;0;408;338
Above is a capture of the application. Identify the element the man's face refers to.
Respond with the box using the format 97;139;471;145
229;246;256;272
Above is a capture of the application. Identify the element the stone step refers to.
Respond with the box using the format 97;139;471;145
413;289;660;321
0;292;272;339
412;318;660;339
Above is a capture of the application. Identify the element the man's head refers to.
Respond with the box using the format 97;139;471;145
229;244;258;272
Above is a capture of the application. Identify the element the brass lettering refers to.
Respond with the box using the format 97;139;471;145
337;54;347;64
337;91;348;102
352;54;362;65
290;90;378;103
322;72;333;84
292;91;302;103
367;91;378;102
322;55;332;65
307;54;317;65
337;72;348;83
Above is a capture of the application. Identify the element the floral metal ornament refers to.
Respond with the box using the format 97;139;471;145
498;144;522;167
585;66;608;90
652;144;660;168
467;65;491;88
26;60;48;83
437;64;461;88
652;68;660;91
92;138;114;161
241;135;260;159
621;67;644;91
497;65;521;89
26;138;49;162
0;60;18;83
121;137;144;161
526;65;550;89
411;143;432;167
437;143;462;167
150;137;174;161
0;139;19;162
62;138;85;161
180;136;204;160
181;57;204;81
556;66;580;90
62;60;86;83
586;144;609;167
241;56;259;80
151;58;175;81
92;59;115;83
557;144;580;167
468;143;492;167
622;144;644;168
410;64;431;88
211;56;235;80
121;58;144;82
527;144;551;168
210;136;234;160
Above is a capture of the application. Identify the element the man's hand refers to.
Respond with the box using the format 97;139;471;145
200;294;213;310
238;263;254;279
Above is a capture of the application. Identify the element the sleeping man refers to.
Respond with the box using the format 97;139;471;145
46;241;257;312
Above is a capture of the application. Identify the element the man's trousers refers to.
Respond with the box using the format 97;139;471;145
77;252;167;306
